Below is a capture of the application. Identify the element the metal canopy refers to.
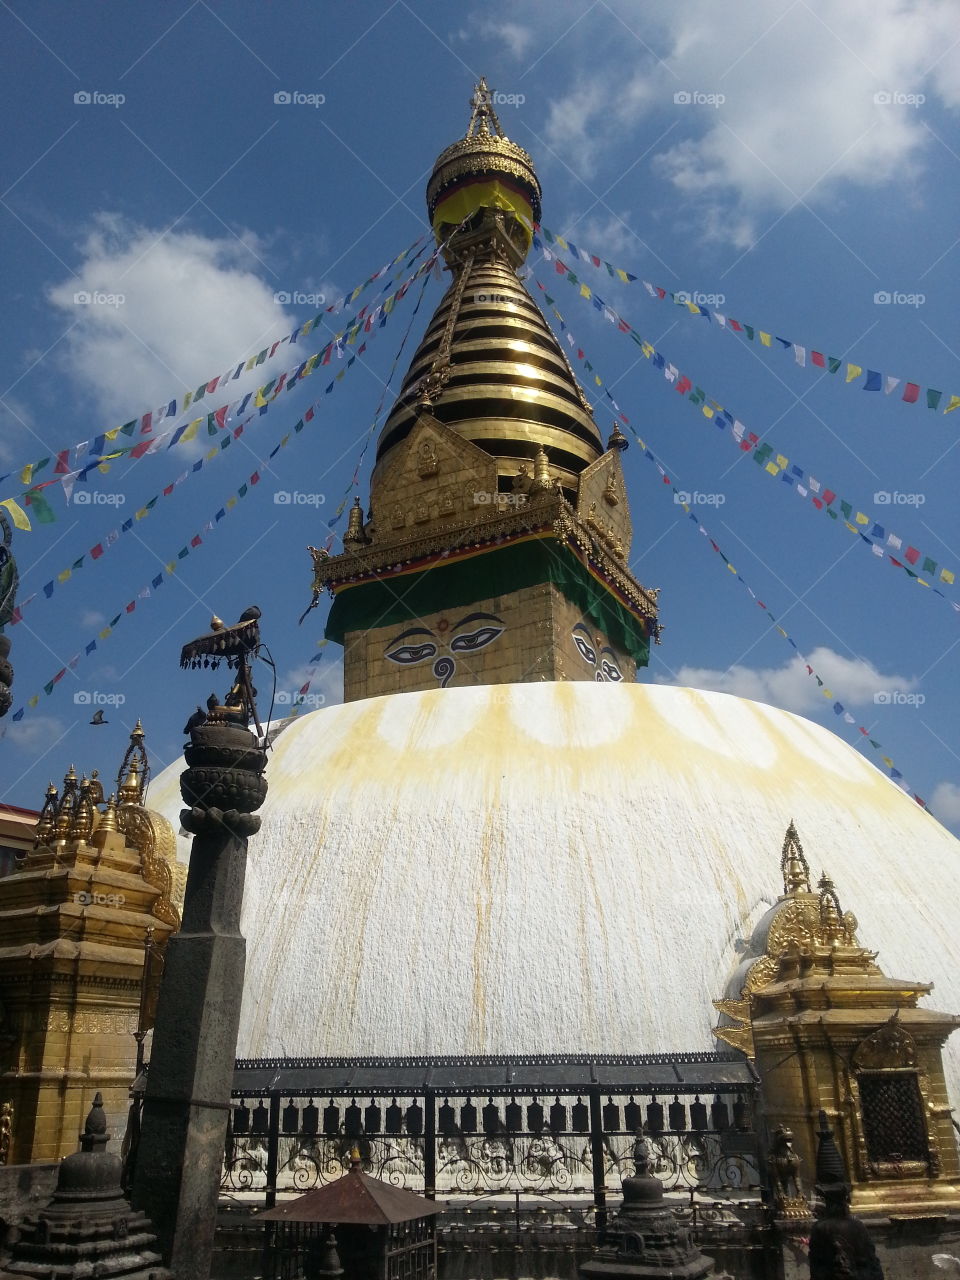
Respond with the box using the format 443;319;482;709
257;1160;443;1225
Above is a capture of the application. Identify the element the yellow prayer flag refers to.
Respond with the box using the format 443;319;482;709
702;405;714;419
855;512;869;525
183;390;193;408
765;461;779;475
181;418;202;444
244;356;256;372
556;236;569;250
135;507;148;520
944;394;960;414
579;283;591;298
254;387;268;407
99;626;112;639
726;562;736;573
57;569;71;583
846;364;862;383
2;491;33;527
615;268;629;283
775;454;788;469
165;563;176;575
759;332;772;347
940;569;955;584
300;321;311;338
97;462;111;475
226;496;237;509
28;695;39;708
105;428;120;441
304;354;319;376
20;464;33;486
685;301;699;314
641;342;654;358
594;376;602;386
205;448;217;461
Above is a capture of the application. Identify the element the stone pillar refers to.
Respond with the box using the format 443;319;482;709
132;698;266;1280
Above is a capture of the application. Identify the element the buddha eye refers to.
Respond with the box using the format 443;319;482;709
385;642;437;665
450;626;503;653
600;660;623;682
574;634;596;665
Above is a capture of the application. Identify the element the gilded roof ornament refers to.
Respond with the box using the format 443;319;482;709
116;721;149;805
780;819;811;895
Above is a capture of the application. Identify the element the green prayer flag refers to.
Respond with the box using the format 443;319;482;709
827;357;841;373
927;388;942;409
26;488;56;524
923;556;937;574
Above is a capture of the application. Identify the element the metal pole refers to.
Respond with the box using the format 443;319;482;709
266;1092;281;1210
588;1087;607;1236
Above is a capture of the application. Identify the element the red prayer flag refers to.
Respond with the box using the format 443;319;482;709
214;405;228;430
822;489;836;505
305;406;315;421
191;535;202;548
140;412;152;434
125;601;136;613
90;543;104;560
728;319;742;331
130;441;151;459
250;471;260;485
811;351;825;367
902;382;920;403
656;287;666;299
54;450;70;473
676;376;692;395
905;546;920;564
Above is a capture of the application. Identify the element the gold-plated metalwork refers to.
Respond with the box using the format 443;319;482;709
780;818;810;893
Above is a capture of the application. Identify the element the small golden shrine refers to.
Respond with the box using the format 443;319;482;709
715;822;960;1217
0;723;183;1163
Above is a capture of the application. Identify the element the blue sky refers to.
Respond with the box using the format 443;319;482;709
1;0;959;829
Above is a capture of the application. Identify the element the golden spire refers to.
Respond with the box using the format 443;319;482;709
69;776;95;843
92;794;120;849
342;497;368;551
780;820;811;895
34;781;59;847
817;871;845;947
115;721;148;806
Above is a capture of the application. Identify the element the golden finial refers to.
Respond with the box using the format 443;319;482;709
210;616;225;632
92;794;120;849
780;821;811;896
607;423;628;453
343;498;367;551
55;767;79;842
87;768;104;805
468;77;503;139
818;871;844;946
116;721;149;806
69;776;95;843
533;446;551;490
349;1146;362;1169
34;781;59;846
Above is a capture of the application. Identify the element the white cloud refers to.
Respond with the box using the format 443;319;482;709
931;781;960;833
1;714;66;752
456;19;534;60
533;0;960;243
659;644;920;715
274;651;344;714
46;214;299;429
80;609;106;629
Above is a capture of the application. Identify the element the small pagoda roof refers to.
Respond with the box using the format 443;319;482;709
256;1156;442;1225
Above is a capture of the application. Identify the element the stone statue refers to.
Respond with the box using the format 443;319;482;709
809;1185;883;1280
770;1126;804;1200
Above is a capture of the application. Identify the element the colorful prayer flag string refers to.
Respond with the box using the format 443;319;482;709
531;289;930;807
533;227;960;418
537;272;960;608
0;234;431;509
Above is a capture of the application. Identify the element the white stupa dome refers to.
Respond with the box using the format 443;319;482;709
147;681;960;1101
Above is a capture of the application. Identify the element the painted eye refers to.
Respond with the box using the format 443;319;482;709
449;626;503;653
574;635;596;665
385;642;437;665
601;659;623;682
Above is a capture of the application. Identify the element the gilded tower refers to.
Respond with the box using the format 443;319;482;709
0;725;183;1163
310;81;659;701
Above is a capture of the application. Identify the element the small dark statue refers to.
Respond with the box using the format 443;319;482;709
809;1112;883;1280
